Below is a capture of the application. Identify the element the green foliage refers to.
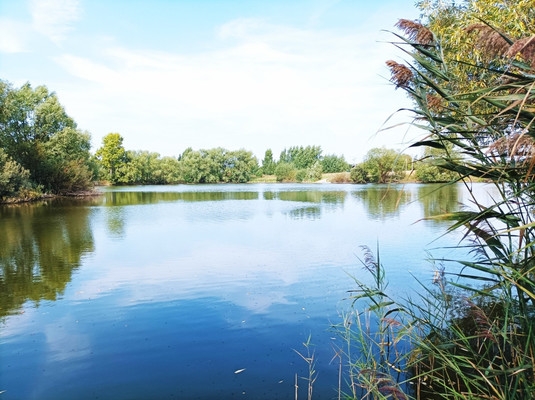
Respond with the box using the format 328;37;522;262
95;133;129;184
416;0;535;96
157;157;182;184
275;162;297;182
0;80;93;195
361;148;406;183
414;146;458;183
222;149;259;183
261;149;276;175
279;145;323;169
42;127;94;193
177;147;258;184
0;148;30;198
350;165;369;184
374;6;535;398
296;162;323;183
0;81;76;172
321;154;349;173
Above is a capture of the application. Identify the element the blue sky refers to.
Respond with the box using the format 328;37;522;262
0;0;421;163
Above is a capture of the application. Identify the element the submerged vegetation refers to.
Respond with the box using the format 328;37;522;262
332;1;535;399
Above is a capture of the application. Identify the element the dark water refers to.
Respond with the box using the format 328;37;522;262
0;183;495;399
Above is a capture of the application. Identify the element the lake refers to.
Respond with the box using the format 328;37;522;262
0;183;495;399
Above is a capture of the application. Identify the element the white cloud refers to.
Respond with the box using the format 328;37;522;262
0;18;30;53
53;14;420;160
56;54;120;84
30;0;81;44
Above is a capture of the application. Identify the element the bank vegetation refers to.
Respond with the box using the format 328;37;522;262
331;1;535;399
0;78;452;204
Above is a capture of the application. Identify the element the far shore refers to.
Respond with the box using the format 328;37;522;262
1;171;425;205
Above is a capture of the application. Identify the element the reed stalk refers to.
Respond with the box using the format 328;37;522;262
333;15;535;400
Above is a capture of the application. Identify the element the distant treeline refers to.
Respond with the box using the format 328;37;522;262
0;79;454;201
95;134;351;185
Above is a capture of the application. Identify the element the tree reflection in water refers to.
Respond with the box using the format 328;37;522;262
0;199;94;318
352;185;413;219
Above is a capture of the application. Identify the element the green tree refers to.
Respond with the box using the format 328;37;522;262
95;133;128;184
279;146;323;169
0;82;76;176
321;154;349;173
0;80;93;194
0;148;30;199
414;146;458;183
296;161;323;182
275;162;297;182
261;149;276;175
349;164;369;183
42;127;94;193
415;0;535;94
120;150;160;184
157;156;181;184
361;147;405;183
177;147;258;184
222;149;259;183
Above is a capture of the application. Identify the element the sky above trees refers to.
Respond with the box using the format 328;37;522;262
0;0;420;163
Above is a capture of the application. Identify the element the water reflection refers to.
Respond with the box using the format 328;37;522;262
0;183;477;400
0;200;94;317
417;184;461;220
263;190;346;205
0;185;465;319
105;206;127;239
288;206;322;219
352;185;413;219
265;190;346;219
103;190;259;206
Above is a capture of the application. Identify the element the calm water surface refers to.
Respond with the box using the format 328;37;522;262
0;183;495;399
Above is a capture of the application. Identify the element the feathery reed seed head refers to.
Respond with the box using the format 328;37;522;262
426;94;444;113
506;36;535;69
386;60;413;89
395;19;434;46
488;132;535;164
465;24;510;58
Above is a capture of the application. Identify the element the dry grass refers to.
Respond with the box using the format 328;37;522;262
325;172;352;183
249;174;277;183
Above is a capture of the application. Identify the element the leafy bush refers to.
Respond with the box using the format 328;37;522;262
275;162;297;182
414;147;459;183
0;148;31;199
360;148;406;183
296;162;323;182
349;165;369;183
321;154;349;173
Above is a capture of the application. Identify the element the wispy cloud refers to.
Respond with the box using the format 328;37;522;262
47;4;419;160
30;0;81;44
0;18;29;53
55;18;391;157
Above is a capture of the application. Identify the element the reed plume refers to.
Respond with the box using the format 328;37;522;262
395;19;434;46
465;23;511;58
506;36;535;69
385;60;413;89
